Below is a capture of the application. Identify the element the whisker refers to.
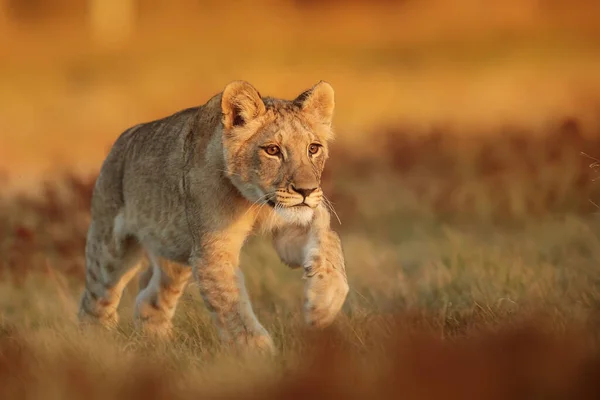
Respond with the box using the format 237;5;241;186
581;152;600;163
273;203;285;228
323;194;342;226
242;191;274;220
265;203;277;231
254;199;271;234
257;194;274;218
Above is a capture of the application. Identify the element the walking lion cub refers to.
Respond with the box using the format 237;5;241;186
78;80;349;353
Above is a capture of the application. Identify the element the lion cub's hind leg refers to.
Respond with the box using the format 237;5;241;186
134;255;192;339
78;218;143;329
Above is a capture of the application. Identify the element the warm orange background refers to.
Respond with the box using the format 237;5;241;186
1;0;600;190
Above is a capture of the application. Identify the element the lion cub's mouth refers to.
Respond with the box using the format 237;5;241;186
267;200;311;208
292;203;311;208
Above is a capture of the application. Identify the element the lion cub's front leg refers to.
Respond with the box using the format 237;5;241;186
192;234;275;354
273;208;349;328
302;230;349;327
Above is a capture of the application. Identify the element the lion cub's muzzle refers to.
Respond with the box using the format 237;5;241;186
268;185;323;209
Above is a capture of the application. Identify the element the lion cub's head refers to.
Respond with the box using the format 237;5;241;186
220;80;335;225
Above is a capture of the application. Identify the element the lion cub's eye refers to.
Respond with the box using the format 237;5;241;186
264;145;281;156
308;143;321;155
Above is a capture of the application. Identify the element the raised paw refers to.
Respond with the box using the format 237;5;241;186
303;264;349;328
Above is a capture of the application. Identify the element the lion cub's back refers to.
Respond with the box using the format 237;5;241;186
92;107;199;262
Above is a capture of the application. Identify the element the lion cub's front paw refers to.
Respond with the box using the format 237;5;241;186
303;265;349;328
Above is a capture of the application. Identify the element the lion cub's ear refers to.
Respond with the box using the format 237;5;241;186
221;81;266;130
294;81;335;126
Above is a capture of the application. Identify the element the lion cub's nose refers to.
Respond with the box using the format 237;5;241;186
291;185;317;198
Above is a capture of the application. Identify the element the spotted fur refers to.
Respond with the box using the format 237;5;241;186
78;81;349;354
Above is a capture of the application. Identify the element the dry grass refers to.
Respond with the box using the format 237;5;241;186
3;118;600;398
3;1;600;398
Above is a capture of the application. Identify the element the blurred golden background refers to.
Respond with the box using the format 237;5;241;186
2;0;600;190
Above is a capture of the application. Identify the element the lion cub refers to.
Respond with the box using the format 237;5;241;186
78;80;349;353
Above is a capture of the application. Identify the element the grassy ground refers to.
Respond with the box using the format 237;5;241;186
3;121;600;398
4;1;600;398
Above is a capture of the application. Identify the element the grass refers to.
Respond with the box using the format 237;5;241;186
4;1;600;397
3;118;600;398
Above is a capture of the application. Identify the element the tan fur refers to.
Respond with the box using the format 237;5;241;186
78;80;349;354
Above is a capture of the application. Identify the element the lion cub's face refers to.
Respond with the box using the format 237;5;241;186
220;81;335;226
